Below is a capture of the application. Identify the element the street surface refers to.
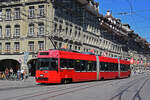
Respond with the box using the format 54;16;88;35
0;73;150;100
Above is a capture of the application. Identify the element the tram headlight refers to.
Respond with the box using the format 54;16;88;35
40;74;44;77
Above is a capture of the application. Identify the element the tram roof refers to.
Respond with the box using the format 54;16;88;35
38;49;130;64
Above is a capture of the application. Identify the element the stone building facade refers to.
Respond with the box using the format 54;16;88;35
0;0;54;75
0;0;149;75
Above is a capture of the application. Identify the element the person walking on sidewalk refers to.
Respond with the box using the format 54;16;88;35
17;69;21;80
21;69;24;80
5;68;9;79
23;69;29;82
9;68;13;75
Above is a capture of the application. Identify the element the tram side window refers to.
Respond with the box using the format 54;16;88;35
124;65;127;71
92;61;96;71
74;60;96;72
100;62;104;71
105;62;109;71
87;61;96;71
124;64;130;71
67;59;74;68
60;59;74;69
74;60;85;71
109;63;118;71
100;62;108;71
74;60;81;71
50;58;58;70
127;65;131;70
87;61;92;71
60;59;68;68
74;60;88;72
80;60;87;71
114;63;118;71
120;64;128;71
108;63;113;71
100;62;118;71
124;64;129;71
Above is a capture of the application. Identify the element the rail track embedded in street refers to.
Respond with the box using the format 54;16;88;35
3;79;121;100
110;76;150;100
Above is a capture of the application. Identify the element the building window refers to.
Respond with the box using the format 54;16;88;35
78;31;81;37
14;42;20;52
5;42;11;52
0;26;2;38
38;5;45;17
59;24;62;30
75;31;77;37
29;6;35;18
0;9;2;21
5;25;11;37
14;24;20;37
70;45;72;49
28;41;34;52
54;23;57;32
78;47;80;50
59;42;62;48
0;43;2;52
54;41;57;47
75;46;77;50
28;23;34;36
38;41;44;51
70;28;72;36
5;9;11;20
14;8;20;20
38;23;44;35
66;27;68;35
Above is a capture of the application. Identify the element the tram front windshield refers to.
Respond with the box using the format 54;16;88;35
36;58;58;71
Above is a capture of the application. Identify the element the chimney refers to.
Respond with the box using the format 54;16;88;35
106;10;112;16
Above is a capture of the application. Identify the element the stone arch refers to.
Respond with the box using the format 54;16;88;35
27;58;37;76
0;59;20;73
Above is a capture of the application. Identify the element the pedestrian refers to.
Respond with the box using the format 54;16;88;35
0;71;2;79
17;69;21;80
21;69;24;80
23;69;28;82
10;68;13;75
5;68;9;79
24;69;28;79
9;68;14;80
1;72;6;80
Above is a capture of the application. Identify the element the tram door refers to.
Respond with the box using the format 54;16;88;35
96;56;100;80
118;59;120;78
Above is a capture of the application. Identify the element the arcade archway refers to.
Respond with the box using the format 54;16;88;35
0;59;20;73
27;59;37;76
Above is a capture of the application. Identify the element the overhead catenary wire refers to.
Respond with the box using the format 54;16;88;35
124;0;149;40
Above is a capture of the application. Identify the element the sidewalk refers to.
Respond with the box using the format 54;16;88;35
0;77;36;89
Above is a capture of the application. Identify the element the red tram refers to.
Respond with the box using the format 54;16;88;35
36;49;131;84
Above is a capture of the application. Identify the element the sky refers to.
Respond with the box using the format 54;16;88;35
95;0;150;43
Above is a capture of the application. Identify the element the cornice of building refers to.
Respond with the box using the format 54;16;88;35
0;0;49;7
99;11;135;37
75;0;99;16
99;12;150;52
